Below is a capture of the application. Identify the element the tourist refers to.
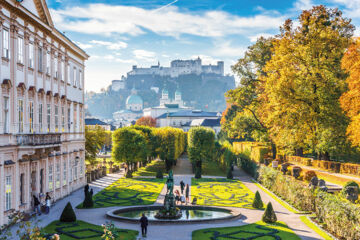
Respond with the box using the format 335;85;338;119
180;180;185;194
140;213;148;237
45;192;51;214
33;195;41;216
185;184;190;204
175;190;181;204
180;195;186;205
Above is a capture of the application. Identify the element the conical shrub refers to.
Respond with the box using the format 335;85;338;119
262;202;277;223
252;191;263;209
60;202;77;222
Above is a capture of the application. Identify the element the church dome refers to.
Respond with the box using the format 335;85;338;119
175;89;181;95
126;94;143;105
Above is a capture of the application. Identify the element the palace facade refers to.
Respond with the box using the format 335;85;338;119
0;0;88;225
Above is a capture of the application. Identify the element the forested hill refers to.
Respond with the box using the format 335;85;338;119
85;73;235;119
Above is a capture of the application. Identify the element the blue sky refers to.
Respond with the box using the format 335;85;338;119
47;0;360;92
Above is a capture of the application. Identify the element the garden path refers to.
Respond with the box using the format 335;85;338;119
233;166;324;240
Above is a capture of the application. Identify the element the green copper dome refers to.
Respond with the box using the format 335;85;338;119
126;94;143;105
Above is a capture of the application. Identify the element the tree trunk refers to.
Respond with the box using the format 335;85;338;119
271;141;277;159
295;148;303;157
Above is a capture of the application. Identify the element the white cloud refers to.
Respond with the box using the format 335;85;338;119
50;4;285;38
74;41;93;49
213;41;247;58
89;40;128;50
190;55;219;65
329;0;360;18
133;49;156;62
293;0;314;11
249;33;274;42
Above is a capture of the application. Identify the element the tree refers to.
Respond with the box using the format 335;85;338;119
225;37;276;157
131;125;156;164
260;6;354;158
136;116;156;127
252;191;264;209
340;38;360;147
85;126;106;168
188;127;215;178
112;127;147;172
262;202;277;223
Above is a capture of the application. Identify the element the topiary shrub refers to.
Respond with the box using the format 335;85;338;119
126;171;133;178
195;167;202;179
82;185;94;208
227;168;233;179
60;202;76;222
262;202;277;223
156;169;163;179
291;166;302;179
252;191;263;209
341;181;360;196
303;170;317;182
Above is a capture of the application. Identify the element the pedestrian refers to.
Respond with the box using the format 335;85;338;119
175;190;181;205
140;213;148;237
180;195;186;205
33;195;41;216
185;184;190;205
45;192;51;214
180;180;185;195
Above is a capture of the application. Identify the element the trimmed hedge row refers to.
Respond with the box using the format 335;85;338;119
233;142;270;163
259;166;360;240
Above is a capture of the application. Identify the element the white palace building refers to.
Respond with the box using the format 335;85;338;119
0;0;88;225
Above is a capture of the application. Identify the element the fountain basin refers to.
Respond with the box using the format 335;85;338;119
107;205;241;224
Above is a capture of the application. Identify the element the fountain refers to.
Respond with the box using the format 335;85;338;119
154;170;182;219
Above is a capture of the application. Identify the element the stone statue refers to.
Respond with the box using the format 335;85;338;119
318;179;328;192
345;186;359;203
308;176;319;189
166;170;174;195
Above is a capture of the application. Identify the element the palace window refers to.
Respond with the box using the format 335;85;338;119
5;175;12;210
47;104;51;132
29;43;34;68
18;37;24;64
73;67;77;87
3;29;9;59
39;103;43;132
67;65;71;84
18;99;24;133
46;52;50;74
55;105;59;132
73;105;77;132
54;58;58;79
70;160;73;182
80;158;84;177
67;108;71;132
74;158;78;180
61;61;65;81
79;107;83;132
79;70;82;88
48;164;53;191
40;169;44;194
61;106;65;132
29;101;34;133
20;173;24;204
3;96;9;133
63;161;67;186
56;162;60;189
38;47;43;72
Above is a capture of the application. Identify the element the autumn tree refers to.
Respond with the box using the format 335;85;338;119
261;6;354;158
224;37;276;156
340;38;360;147
136;116;156;127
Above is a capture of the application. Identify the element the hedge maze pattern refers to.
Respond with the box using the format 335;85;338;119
52;222;133;239
204;225;281;240
191;178;255;209
90;178;164;208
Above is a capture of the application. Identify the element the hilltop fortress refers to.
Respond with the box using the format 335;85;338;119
128;57;224;78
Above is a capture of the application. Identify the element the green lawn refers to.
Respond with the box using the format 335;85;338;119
133;160;167;177
191;178;255;209
44;220;138;240
202;161;226;177
192;221;300;240
77;178;165;208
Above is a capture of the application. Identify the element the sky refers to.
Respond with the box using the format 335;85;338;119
47;0;360;92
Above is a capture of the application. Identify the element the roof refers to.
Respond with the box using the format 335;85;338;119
164;104;179;108
126;95;143;105
85;118;108;126
191;118;221;127
114;109;143;114
156;110;220;119
162;89;169;94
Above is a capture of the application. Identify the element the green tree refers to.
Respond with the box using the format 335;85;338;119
188;127;215;178
261;6;354;158
112;127;147;172
85;126;106;168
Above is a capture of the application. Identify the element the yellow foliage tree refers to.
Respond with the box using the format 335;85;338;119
341;38;360;146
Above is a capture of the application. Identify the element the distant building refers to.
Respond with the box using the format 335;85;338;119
85;118;113;131
159;86;185;107
113;88;143;123
128;57;224;78
190;118;221;134
156;110;221;131
111;77;126;91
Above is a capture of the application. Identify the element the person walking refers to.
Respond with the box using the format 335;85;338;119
45;192;51;214
140;213;148;237
185;184;190;205
33;195;41;216
180;180;185;195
